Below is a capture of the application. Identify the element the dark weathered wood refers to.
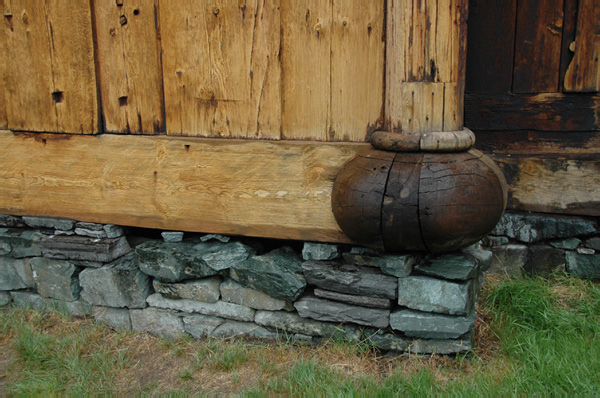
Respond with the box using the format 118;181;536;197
513;0;564;93
418;150;507;252
381;153;425;251
331;152;395;251
474;130;600;155
370;131;421;152
492;154;600;216
558;0;579;91
563;0;600;92
465;0;517;94
465;93;600;131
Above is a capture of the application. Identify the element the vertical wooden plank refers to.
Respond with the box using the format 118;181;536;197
160;0;280;139
513;0;564;93
93;0;164;134
281;0;331;140
564;0;600;92
401;82;445;133
330;0;384;142
0;0;10;129
558;0;579;91
465;0;517;94
3;0;98;133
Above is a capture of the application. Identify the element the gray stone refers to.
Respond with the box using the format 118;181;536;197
76;222;105;231
366;331;410;352
578;247;595;255
566;251;600;279
30;257;81;301
60;299;92;317
103;225;125;238
23;216;75;231
54;230;75;236
220;279;292;311
255;310;357;339
492;213;597;243
200;234;230;243
146;293;255;322
183;314;228;338
0;291;12;306
0;257;34;290
75;228;108;239
161;231;184;243
463;246;493;271
136;241;253;282
313;288;391;309
10;291;48;312
585;237;600;251
79;253;152;308
524;245;565;276
487;244;527;276
153;277;221;302
0;229;44;258
71;260;105;268
92;306;132;331
130;308;185;339
41;235;131;262
415;254;478;281
482;236;509;247
367;331;472;354
230;247;306;302
293;334;314;343
376;255;420;278
295;295;389;329
302;242;340;261
550;238;582;250
301;261;397;300
397;276;472;315
390;309;474;339
0;215;25;228
211;320;277;339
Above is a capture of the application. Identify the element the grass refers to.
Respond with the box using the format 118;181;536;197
1;272;598;395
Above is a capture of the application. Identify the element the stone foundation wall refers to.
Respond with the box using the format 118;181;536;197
0;214;491;355
483;213;600;279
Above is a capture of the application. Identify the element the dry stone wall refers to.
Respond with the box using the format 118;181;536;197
0;214;496;355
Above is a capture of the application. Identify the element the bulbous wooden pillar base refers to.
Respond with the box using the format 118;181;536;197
332;147;508;253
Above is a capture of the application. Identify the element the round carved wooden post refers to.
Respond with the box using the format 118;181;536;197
332;0;508;253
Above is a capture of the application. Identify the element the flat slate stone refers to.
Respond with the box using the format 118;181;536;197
367;331;472;354
200;234;230;243
0;256;34;290
313;288;391;309
137;241;253;282
230;247;306;302
492;213;597;243
161;231;184;243
254;310;357;339
487;244;527;276
585;237;600;251
566;251;600;279
76;222;105;231
482;236;509;247
524;245;565;276
220;278;292;311
130;308;185;339
390;309;474;339
183;314;228;338
302;242;340;261
0;291;11;306
41;235;131;262
463;246;493;272
153;277;221;302
30;257;81;301
301;261;397;300
147;293;255;322
103;225;125;238
0;229;44;258
295;295;389;329
211;320;277;339
342;252;420;278
397;276;473;315
415;254;479;281
92;306;132;331
79;253;152;308
23;216;75;231
550;238;582;250
74;228;108;239
10;291;49;312
0;215;25;228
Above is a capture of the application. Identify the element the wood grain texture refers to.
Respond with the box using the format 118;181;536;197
465;93;600;132
474;130;600;155
160;0;281;139
0;130;385;243
3;0;98;133
465;0;517;94
385;0;467;133
513;0;564;93
493;154;600;216
563;0;600;92
0;0;8;129
93;0;164;134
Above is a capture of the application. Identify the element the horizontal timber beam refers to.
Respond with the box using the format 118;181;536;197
0;131;598;244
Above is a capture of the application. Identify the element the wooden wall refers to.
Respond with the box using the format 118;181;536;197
466;0;600;216
1;0;385;141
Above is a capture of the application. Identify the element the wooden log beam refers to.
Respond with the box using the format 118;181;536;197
0;131;598;244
